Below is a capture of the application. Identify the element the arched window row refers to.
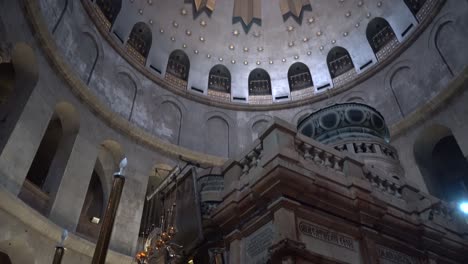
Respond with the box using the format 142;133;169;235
108;18;400;103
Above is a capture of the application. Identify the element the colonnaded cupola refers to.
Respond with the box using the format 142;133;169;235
1;0;468;263
83;0;439;106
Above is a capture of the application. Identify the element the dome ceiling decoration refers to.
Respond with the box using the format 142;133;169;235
233;0;262;30
280;0;311;21
187;0;216;15
85;0;443;108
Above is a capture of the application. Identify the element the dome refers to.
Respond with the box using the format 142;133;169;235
83;0;436;107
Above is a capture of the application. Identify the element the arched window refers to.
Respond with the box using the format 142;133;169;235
414;125;468;202
127;22;152;63
288;62;313;92
76;170;105;242
208;65;231;93
248;68;271;96
0;252;12;264
366;17;397;56
327;47;354;79
167;50;190;81
404;0;427;17
96;0;122;28
18;102;79;215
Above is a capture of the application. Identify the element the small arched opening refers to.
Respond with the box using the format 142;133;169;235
288;62;313;92
327;46;355;80
18;102;80;216
208;64;231;101
248;68;271;96
126;22;152;64
166;50;190;82
366;17;398;60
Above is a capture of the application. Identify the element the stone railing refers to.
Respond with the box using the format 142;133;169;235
363;168;403;200
295;138;344;173
333;140;399;161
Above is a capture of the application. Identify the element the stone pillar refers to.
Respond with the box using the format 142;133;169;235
0;89;51;195
273;207;297;242
48;135;98;231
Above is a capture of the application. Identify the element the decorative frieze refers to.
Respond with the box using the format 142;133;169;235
377;245;419;264
299;221;355;251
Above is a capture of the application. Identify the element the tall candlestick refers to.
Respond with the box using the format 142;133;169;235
92;174;125;264
52;246;65;264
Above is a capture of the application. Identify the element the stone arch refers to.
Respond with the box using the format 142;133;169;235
19;102;80;216
65;31;99;85
384;61;419;118
288;62;313;92
327;46;355;79
204;113;231;158
167;50;190;81
0;251;12;264
366;17;397;55
248;68;271;96
414;124;468;202
249;115;273;141
0;43;39;154
127;22;152;62
96;0;122;27
52;0;70;34
75;139;123;241
430;18;467;77
339;91;368;104
293;108;317;127
208;64;231;93
114;71;138;120
155;100;183;145
0;238;35;264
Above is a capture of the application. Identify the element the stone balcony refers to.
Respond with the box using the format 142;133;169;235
208;118;468;263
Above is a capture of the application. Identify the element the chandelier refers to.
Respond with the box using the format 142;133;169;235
135;167;183;264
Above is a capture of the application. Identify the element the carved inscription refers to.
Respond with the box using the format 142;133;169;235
377;246;419;264
245;225;274;264
299;221;355;250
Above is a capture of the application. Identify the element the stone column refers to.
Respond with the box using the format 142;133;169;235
48;135;98;231
273;207;297;242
